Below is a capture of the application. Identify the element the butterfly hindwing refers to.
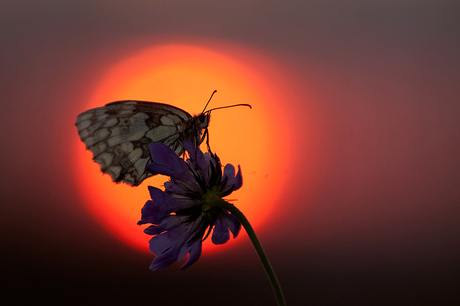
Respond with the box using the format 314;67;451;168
75;100;209;186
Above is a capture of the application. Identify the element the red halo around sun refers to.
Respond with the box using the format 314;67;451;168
74;41;292;254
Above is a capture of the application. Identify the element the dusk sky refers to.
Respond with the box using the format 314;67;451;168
1;1;459;305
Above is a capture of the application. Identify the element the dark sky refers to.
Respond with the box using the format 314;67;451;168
1;1;460;305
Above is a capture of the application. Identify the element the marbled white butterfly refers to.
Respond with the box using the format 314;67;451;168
75;91;250;186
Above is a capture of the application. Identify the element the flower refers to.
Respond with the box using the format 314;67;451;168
138;141;243;271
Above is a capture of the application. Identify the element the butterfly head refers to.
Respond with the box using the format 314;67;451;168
198;112;211;129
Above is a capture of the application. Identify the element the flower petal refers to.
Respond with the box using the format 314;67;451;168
211;210;241;244
180;238;203;270
147;143;190;181
143;215;181;235
164;180;202;198
149;244;177;271
225;211;241;238
148;216;204;271
137;186;176;225
221;164;243;196
148;217;182;249
211;213;230;245
183;141;209;183
163;181;188;196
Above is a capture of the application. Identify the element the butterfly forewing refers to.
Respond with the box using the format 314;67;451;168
75;100;209;186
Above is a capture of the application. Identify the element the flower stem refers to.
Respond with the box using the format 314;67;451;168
216;198;286;306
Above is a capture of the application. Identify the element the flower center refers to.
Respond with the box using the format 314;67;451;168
201;187;223;211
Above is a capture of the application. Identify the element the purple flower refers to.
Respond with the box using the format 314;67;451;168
138;141;243;271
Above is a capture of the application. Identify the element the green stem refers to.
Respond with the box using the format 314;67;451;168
215;198;286;306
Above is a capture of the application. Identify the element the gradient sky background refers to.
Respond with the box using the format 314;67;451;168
1;1;460;305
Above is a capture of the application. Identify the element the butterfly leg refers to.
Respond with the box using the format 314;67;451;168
201;128;212;152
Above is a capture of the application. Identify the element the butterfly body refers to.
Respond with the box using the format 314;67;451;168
75;100;210;186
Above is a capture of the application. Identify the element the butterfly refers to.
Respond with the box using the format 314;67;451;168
75;91;251;186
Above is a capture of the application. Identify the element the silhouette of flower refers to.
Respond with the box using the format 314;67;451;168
138;141;242;270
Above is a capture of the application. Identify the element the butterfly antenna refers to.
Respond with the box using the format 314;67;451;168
202;90;217;113
205;104;252;113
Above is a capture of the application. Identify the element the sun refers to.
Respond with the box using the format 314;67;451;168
74;41;291;253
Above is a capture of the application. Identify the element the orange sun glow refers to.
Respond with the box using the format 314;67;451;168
74;41;291;254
